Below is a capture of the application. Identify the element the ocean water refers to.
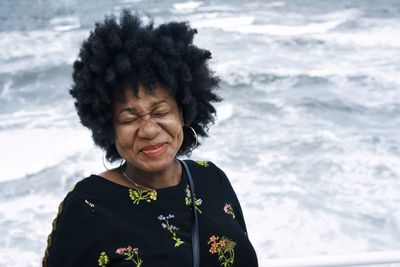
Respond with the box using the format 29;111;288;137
1;0;400;266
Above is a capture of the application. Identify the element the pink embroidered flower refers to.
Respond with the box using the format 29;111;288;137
115;246;142;267
116;247;125;254
224;203;235;219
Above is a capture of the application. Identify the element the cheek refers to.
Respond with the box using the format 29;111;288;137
114;126;135;150
175;125;185;152
162;119;184;144
172;118;184;140
176;126;184;145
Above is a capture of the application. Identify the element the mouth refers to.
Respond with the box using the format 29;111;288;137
140;143;168;157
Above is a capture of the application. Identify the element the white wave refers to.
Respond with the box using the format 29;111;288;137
317;25;400;48
0;127;92;182
0;80;12;101
313;8;361;21
173;1;203;12
214;120;399;258
0;107;76;129
0;29;87;74
0;247;39;267
267;2;286;8
190;14;255;30
186;4;236;13
49;16;80;32
214;60;256;86
190;13;343;36
0;192;70;267
215;102;234;123
224;20;343;36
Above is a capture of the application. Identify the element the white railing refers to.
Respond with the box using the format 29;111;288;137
265;250;400;267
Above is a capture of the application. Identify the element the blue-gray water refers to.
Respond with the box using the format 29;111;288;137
1;1;400;266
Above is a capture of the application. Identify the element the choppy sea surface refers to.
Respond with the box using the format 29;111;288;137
1;0;400;266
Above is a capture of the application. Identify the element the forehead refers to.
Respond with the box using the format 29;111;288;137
114;84;176;112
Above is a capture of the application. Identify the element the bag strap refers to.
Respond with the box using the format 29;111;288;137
179;159;200;267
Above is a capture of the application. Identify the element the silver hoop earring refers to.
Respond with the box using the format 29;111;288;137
102;151;125;171
185;125;198;150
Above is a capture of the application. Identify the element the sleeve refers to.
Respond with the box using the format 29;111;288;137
210;162;249;235
43;193;103;267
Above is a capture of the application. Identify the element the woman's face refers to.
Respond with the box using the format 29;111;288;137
113;84;184;174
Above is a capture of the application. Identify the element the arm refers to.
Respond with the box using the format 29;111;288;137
43;194;102;267
210;162;249;235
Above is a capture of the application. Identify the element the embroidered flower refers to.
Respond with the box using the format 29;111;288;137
85;199;95;208
208;236;236;267
223;203;235;219
149;190;157;200
158;214;184;247
98;251;109;267
129;188;157;205
116;245;143;267
195;160;209;167
185;185;203;214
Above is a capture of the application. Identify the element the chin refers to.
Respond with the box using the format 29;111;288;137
137;154;176;173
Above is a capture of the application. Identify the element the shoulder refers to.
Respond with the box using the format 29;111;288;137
68;175;100;198
54;175;101;223
49;175;104;234
184;159;221;173
183;159;231;186
56;174;113;208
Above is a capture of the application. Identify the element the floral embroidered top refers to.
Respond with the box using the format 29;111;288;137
43;160;258;267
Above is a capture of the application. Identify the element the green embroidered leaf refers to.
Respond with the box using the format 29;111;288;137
116;246;143;267
158;214;184;248
98;251;109;267
128;188;157;205
195;160;209;167
207;236;236;267
185;185;203;213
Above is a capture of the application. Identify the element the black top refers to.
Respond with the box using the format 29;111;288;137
44;160;258;267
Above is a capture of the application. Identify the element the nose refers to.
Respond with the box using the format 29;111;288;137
137;114;161;139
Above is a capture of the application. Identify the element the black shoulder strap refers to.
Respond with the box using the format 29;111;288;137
180;159;200;267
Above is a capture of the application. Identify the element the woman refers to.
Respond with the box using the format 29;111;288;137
43;10;258;267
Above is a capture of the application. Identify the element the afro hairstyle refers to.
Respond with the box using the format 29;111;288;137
70;9;221;162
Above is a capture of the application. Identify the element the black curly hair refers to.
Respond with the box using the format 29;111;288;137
70;9;221;162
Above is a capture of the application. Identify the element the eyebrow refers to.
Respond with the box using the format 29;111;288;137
118;100;169;115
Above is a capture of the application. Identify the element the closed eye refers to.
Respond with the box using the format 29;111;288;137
121;116;140;124
152;111;169;117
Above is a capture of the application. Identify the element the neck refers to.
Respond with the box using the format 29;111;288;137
123;159;181;190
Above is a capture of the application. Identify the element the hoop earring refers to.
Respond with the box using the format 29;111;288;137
184;125;198;150
102;150;125;171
